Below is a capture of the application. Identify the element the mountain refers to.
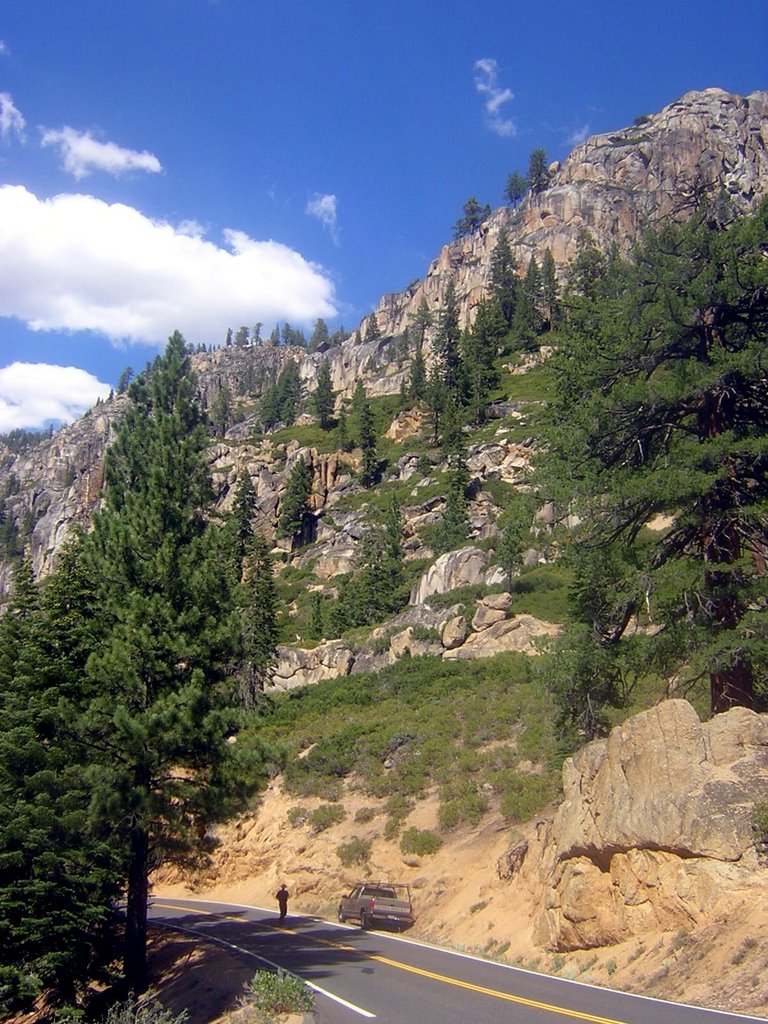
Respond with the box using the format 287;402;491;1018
1;86;766;603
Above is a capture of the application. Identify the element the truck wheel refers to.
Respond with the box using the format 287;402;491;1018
337;906;347;923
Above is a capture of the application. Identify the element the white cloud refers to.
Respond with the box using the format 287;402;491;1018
0;362;111;431
0;41;8;55
0;92;25;141
306;192;339;244
0;185;337;347
40;126;163;179
566;123;591;147
473;58;516;138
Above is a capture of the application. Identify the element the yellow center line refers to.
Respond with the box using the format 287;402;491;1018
153;902;627;1024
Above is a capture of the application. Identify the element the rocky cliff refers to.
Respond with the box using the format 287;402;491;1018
1;86;766;602
367;87;768;342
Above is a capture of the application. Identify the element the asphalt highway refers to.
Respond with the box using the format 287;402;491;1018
149;897;766;1024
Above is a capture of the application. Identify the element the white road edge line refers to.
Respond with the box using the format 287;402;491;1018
152;919;376;1019
154;897;768;1024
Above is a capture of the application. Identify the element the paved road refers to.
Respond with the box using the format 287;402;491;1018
149;897;765;1024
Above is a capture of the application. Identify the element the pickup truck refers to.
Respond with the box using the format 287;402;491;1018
337;882;414;930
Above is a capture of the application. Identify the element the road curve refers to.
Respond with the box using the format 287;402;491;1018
149;897;766;1024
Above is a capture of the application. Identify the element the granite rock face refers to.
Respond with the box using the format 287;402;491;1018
532;700;768;950
2;88;766;605
368;88;768;343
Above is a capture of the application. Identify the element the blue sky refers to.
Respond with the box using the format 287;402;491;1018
0;0;765;431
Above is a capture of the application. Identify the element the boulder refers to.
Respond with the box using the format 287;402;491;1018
534;700;768;950
409;547;488;605
441;615;468;650
444;614;559;659
270;641;355;691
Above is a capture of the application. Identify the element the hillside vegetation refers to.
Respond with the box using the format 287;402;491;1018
1;117;767;1023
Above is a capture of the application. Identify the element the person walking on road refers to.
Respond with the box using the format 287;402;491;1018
276;883;290;923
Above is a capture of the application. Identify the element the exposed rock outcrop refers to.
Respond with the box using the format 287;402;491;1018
409;546;489;605
532;700;768;951
369;88;768;342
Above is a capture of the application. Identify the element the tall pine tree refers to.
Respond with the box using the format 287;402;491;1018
80;332;249;986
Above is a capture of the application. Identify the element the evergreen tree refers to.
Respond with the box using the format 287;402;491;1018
277;455;313;545
409;343;427;402
512;255;544;349
237;533;278;705
504;170;527;208
0;541;128;1013
210;381;233;438
408;297;433;349
463;298;504;423
330;498;406;634
308;593;325;642
309;318;330;352
434;282;465;398
489;228;518;327
351;378;368;418
234;326;249;348
312;358;335;429
363;314;381;344
358;393;379;488
526;148;550;194
540;248;561;331
79;332;250;986
539;199;768;725
454;196;491;238
228;469;256;568
497;493;533;585
567;228;607;299
437;446;471;553
335;408;353;453
117;367;134;395
260;359;303;430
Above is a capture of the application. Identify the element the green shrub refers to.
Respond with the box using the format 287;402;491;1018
438;792;488;830
497;772;558;822
243;970;314;1015
309;804;346;833
354;806;378;823
336;836;373;867
400;828;442;856
286;805;309;828
99;997;188;1024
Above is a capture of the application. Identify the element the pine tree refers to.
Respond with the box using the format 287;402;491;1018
526;148;550;194
408;297;433;350
489;228;518;327
438;446;471;553
364;314;381;344
309;318;330;352
512;256;544;349
434;282;465;398
0;541;124;1012
539;198;768;725
358;394;379;488
540;248;561;331
312;358;335;429
409;343;427;402
79;332;249;986
504;170;527;208
335;409;353;453
237;533;278;705
454;196;491;238
277;455;313;544
463;298;504;423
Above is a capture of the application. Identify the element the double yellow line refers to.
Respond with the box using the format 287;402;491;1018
155;902;627;1024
